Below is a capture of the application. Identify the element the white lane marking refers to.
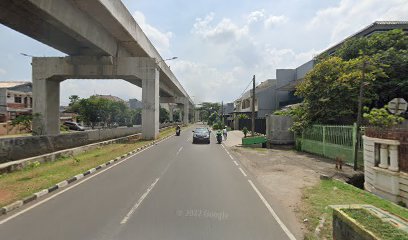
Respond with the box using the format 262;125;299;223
176;146;183;155
120;178;160;224
238;168;247;177
233;161;239;166
0;136;169;225
248;180;297;240
228;153;234;160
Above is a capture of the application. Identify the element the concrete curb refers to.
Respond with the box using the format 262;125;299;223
0;133;176;216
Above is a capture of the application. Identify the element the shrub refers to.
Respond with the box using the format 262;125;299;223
363;105;404;128
242;127;248;137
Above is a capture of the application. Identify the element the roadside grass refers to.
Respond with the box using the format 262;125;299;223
300;179;408;240
343;208;408;240
0;126;178;208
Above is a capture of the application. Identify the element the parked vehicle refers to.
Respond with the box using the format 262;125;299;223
63;121;85;131
192;128;210;144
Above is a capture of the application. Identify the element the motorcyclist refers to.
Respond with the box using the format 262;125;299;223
222;126;228;140
216;130;223;143
176;125;181;136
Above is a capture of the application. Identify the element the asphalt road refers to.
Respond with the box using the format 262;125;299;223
0;124;295;240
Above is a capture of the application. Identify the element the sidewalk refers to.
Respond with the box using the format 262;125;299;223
223;130;244;147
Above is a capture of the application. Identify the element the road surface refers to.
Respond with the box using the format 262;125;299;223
0;124;295;240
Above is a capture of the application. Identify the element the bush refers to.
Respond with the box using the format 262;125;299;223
242;127;248;137
363;105;404;128
60;124;69;132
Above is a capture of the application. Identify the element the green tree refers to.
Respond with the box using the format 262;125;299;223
159;106;169;123
198;102;221;122
293;30;408;129
208;112;219;126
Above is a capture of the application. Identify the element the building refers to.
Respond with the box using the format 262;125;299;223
233;79;278;118
221;102;234;119
0;81;32;122
276;21;408;108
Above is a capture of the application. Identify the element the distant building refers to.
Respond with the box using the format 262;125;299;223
93;94;125;102
276;21;408;108
233;79;278;118
0;81;32;122
128;98;143;110
221;102;234;119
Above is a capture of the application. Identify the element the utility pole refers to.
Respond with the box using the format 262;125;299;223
221;101;224;124
354;61;367;171
251;75;255;137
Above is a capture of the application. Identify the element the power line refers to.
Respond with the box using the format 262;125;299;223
237;78;254;100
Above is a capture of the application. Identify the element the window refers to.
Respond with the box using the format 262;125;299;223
14;96;22;103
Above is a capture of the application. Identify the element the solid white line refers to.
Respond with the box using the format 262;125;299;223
120;177;160;224
176;146;183;155
233;161;239;166
248;180;297;240
238;167;247;177
0;137;168;225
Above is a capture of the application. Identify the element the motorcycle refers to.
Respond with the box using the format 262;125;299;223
176;128;181;136
216;131;222;144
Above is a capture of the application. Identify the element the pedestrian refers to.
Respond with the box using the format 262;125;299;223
222;126;228;140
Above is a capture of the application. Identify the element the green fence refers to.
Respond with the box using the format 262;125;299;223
296;124;363;166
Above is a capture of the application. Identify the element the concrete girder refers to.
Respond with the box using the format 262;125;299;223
32;56;159;139
0;0;194;106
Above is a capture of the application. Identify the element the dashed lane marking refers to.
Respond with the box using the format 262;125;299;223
120;178;160;224
238;167;247;177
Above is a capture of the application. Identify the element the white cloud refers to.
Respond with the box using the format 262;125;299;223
264;15;288;28
172;60;247;102
133;11;173;54
308;0;408;44
0;68;6;75
246;10;265;24
193;13;248;43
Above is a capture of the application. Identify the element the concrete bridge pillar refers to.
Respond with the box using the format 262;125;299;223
183;99;189;124
168;104;174;122
141;68;160;139
32;77;62;135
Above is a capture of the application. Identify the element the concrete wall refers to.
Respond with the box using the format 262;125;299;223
266;115;294;144
257;83;278;117
0;126;141;163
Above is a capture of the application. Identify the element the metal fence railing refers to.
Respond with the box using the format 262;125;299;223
296;124;363;167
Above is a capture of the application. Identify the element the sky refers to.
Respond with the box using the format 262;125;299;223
0;0;407;105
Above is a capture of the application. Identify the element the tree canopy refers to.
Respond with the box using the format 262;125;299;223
293;29;408;129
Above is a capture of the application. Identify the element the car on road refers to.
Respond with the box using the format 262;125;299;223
63;121;85;131
192;128;210;144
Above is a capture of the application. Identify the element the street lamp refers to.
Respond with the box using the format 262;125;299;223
156;57;178;64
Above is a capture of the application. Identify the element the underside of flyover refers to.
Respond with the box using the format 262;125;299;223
32;56;191;139
0;0;194;139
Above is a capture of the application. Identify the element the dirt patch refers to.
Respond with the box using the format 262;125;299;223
230;146;362;239
0;189;14;205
